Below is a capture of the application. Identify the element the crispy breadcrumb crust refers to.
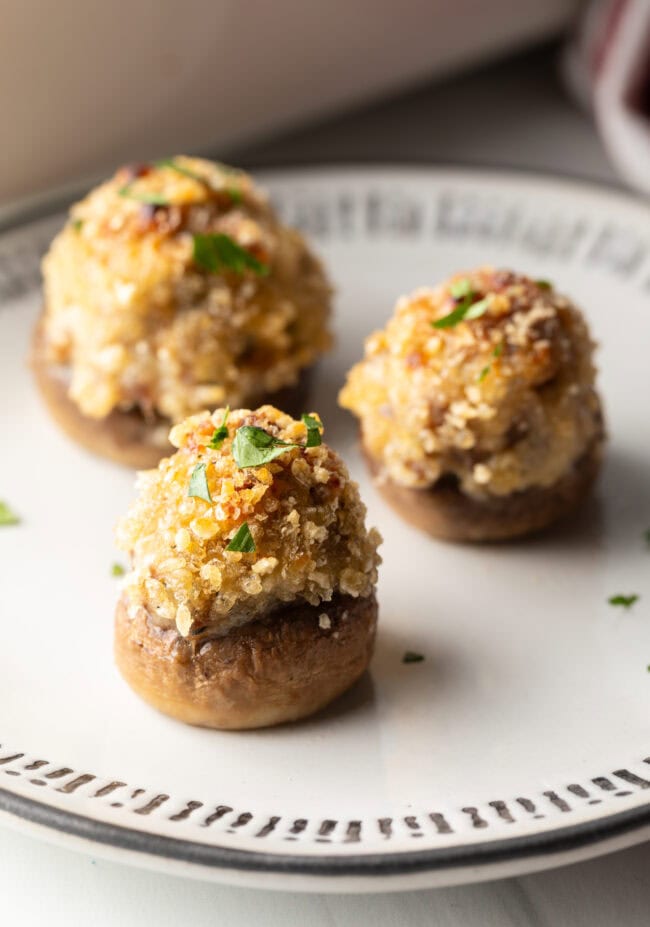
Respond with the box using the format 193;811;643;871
116;406;381;638
41;157;332;422
340;268;603;498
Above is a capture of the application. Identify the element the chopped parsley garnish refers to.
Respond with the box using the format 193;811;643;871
535;279;552;289
477;340;504;382
188;462;212;502
232;426;296;468
232;415;322;468
225;522;255;553
402;651;425;664
0;501;20;526
192;233;269;276
227;186;243;204
644;528;650;547
118;185;170;206
433;279;491;329
209;407;230;450
449;278;473;300
608;594;639;609
463;298;491;320
433;302;473;329
71;218;84;232
111;563;125;577
301;413;323;447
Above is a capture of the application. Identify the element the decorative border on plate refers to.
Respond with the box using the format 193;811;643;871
2;171;650;305
2;744;650;851
2;744;650;879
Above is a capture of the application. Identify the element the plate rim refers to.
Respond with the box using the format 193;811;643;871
2;783;650;879
2;162;649;884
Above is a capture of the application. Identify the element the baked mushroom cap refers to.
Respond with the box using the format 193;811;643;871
115;591;378;730
363;439;601;542
340;268;604;506
115;406;381;727
40;157;332;424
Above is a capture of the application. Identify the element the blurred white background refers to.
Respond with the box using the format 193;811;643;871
1;0;579;203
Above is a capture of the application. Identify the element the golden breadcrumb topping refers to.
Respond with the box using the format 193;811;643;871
116;406;381;637
41;157;332;422
340;268;603;497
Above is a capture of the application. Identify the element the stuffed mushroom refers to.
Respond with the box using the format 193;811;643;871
339;268;604;541
35;157;332;468
114;405;381;729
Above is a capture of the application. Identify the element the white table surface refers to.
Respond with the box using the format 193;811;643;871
3;41;648;925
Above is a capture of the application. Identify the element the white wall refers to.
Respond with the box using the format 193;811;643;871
0;0;580;204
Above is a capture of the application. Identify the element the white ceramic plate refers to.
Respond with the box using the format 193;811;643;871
1;167;649;893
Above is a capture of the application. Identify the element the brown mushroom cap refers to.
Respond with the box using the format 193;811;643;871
115;591;377;729
364;436;603;542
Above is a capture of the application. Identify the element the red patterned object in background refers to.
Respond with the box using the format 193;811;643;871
565;0;650;194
